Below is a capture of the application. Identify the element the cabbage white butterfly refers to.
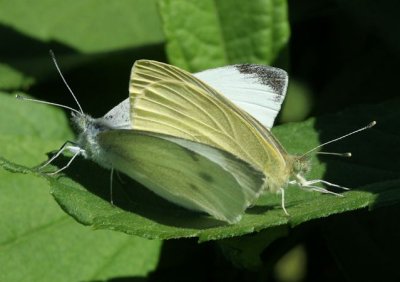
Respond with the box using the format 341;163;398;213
126;60;375;220
19;53;375;224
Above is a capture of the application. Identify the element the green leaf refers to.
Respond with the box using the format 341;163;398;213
0;92;161;281
0;0;164;90
158;0;290;72
1;91;398;242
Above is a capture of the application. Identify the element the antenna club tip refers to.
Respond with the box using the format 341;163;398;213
15;94;23;99
368;121;377;128
345;152;352;157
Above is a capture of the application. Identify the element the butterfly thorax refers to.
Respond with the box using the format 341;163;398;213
71;113;113;168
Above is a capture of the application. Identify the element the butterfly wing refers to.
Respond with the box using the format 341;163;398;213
132;80;286;177
194;64;288;129
130;60;289;159
102;62;287;131
97;130;265;223
130;60;287;129
102;99;131;129
129;60;212;99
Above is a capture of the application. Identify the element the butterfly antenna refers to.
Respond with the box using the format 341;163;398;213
302;121;376;157
316;152;352;157
49;50;84;114
16;94;82;115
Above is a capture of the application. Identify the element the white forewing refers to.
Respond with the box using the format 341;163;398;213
194;64;288;129
102;98;131;129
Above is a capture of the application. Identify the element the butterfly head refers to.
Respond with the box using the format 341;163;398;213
70;112;113;164
71;112;89;132
71;112;107;137
291;155;311;177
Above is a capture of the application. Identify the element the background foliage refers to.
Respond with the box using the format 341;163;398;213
0;0;399;281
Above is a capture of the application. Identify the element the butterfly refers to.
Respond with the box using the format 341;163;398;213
24;54;374;224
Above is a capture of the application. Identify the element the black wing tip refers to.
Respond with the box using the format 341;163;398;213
234;64;288;96
235;63;287;76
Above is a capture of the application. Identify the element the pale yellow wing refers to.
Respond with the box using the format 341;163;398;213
129;60;214;100
129;60;288;154
131;80;287;184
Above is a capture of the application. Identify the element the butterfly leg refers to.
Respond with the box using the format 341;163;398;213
110;168;114;205
299;185;344;197
295;174;348;194
46;148;82;175
37;141;79;170
116;171;126;184
279;188;290;216
302;179;350;190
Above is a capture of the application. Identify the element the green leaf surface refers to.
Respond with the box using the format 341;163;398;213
159;0;290;72
1;91;398;242
0;0;163;53
0;93;161;282
0;0;164;90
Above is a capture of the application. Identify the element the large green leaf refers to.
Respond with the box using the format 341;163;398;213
1;91;398;242
0;93;161;282
159;0;290;72
0;0;164;90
